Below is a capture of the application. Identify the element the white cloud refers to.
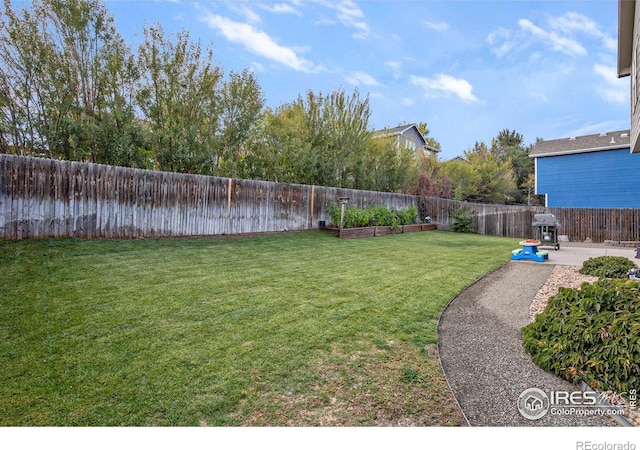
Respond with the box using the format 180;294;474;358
594;63;619;84
566;120;631;138
402;98;414;106
251;62;265;73
344;71;379;87
549;12;597;34
518;18;586;56
226;4;262;25
487;28;517;58
424;20;449;32
201;13;319;73
593;63;628;104
259;3;302;17
334;0;369;39
384;61;402;79
411;74;479;103
242;7;262;25
313;0;369;39
488;12;615;59
548;12;617;51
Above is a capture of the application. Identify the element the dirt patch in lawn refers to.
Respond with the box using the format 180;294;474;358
234;340;466;426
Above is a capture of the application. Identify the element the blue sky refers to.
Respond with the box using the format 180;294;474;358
105;0;629;160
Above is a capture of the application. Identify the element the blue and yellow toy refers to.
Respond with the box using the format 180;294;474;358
511;239;549;263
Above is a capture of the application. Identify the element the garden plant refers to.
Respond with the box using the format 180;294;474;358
327;204;418;229
523;256;640;397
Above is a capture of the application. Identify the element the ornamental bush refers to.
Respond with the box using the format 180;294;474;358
522;279;640;397
452;208;474;233
579;256;637;279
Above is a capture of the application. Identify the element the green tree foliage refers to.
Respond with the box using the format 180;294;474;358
417;129;531;204
415;147;509;203
242;103;315;184
0;0;420;194
137;24;222;174
217;69;265;178
0;0;147;165
491;128;523;160
491;128;534;203
416;154;453;198
246;88;419;192
301;88;372;188
462;142;517;203
358;136;418;193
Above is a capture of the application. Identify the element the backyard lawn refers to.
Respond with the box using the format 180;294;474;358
0;230;519;426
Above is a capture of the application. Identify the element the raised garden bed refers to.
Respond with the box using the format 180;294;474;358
321;223;437;239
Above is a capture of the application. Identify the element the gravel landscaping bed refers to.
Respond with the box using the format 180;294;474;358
528;265;598;322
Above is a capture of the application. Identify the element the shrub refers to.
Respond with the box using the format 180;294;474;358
399;205;418;226
327;204;418;229
342;205;364;228
579;256;637;279
328;204;340;226
452;208;474;233
522;279;640;397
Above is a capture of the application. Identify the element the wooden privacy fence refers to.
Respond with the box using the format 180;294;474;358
421;198;545;238
3;154;640;242
422;198;640;243
0;155;418;239
547;207;640;243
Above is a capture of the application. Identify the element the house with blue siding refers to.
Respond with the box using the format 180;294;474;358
530;130;640;207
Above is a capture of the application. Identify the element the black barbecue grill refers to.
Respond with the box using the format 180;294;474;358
532;214;561;250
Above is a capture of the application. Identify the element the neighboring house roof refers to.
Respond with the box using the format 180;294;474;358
376;124;421;137
373;123;441;153
529;130;631;158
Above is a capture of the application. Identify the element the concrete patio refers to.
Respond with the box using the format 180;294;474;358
512;242;639;267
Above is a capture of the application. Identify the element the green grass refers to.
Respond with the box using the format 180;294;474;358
0;230;519;426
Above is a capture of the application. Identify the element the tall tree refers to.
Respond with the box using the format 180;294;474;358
491;128;533;202
137;24;222;174
217;68;265;178
462;142;517;203
491;128;523;159
0;0;51;154
243;103;316;184
0;0;147;165
416;155;454;199
360;135;418;193
245;88;418;192
296;88;372;188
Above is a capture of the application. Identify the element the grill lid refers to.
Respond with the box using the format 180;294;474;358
532;214;560;227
